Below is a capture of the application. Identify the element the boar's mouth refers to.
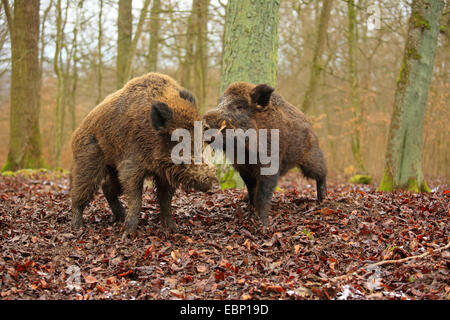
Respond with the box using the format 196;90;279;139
178;164;217;192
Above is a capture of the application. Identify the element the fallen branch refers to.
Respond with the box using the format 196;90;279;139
318;241;450;283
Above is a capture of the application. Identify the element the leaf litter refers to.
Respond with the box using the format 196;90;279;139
0;171;448;300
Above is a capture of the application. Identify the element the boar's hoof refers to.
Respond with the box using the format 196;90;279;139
259;213;268;226
243;193;255;207
71;218;84;230
161;217;177;233
122;227;138;239
110;213;125;224
317;182;327;203
123;218;138;238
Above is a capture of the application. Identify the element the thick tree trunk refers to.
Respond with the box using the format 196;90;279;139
220;0;280;92
301;0;333;113
147;0;162;72
3;0;45;171
218;0;280;188
116;0;132;89
378;0;444;192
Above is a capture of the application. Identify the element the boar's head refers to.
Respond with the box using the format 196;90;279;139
203;82;275;147
150;91;217;192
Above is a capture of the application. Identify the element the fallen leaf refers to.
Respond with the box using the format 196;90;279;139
196;265;207;273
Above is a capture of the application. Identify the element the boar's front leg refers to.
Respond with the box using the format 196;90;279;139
118;160;144;237
154;176;176;232
255;175;279;226
240;173;257;207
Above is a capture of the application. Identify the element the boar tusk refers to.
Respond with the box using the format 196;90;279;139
219;120;227;132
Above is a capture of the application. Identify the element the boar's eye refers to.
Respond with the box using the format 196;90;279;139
231;98;248;111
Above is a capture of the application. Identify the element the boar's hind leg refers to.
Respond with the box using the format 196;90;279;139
102;166;125;223
255;175;278;226
298;147;327;202
70;146;106;230
154;176;176;232
118;160;144;237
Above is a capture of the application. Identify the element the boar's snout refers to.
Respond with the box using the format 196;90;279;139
182;164;217;192
203;110;229;146
203;110;220;129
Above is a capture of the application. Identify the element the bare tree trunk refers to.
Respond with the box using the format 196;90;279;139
2;0;45;171
301;0;333;113
181;4;195;90
1;0;12;31
68;0;84;132
116;0;132;89
192;0;209;113
96;0;104;104
39;0;53;95
378;0;445;192
124;0;151;81
54;0;64;167
147;0;162;72
347;0;367;174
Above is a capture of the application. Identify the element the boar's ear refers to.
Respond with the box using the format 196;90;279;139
250;84;274;108
151;101;173;131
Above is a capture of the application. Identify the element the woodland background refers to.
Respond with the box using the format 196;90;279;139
0;0;449;300
0;0;448;184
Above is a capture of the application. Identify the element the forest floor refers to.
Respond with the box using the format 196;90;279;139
0;170;448;300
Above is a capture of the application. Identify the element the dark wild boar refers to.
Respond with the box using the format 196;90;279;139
203;82;327;225
70;72;217;237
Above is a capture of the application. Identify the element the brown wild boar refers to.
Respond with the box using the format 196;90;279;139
203;82;327;225
70;72;217;237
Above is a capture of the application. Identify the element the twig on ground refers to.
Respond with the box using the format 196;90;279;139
318;241;450;283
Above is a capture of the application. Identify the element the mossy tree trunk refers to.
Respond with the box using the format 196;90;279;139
301;0;333;113
218;0;280;188
347;0;367;175
54;0;67;167
378;0;444;192
220;0;280;92
2;0;45;171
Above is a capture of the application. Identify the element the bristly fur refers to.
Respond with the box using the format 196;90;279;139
179;89;197;105
70;72;217;235
203;81;327;227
